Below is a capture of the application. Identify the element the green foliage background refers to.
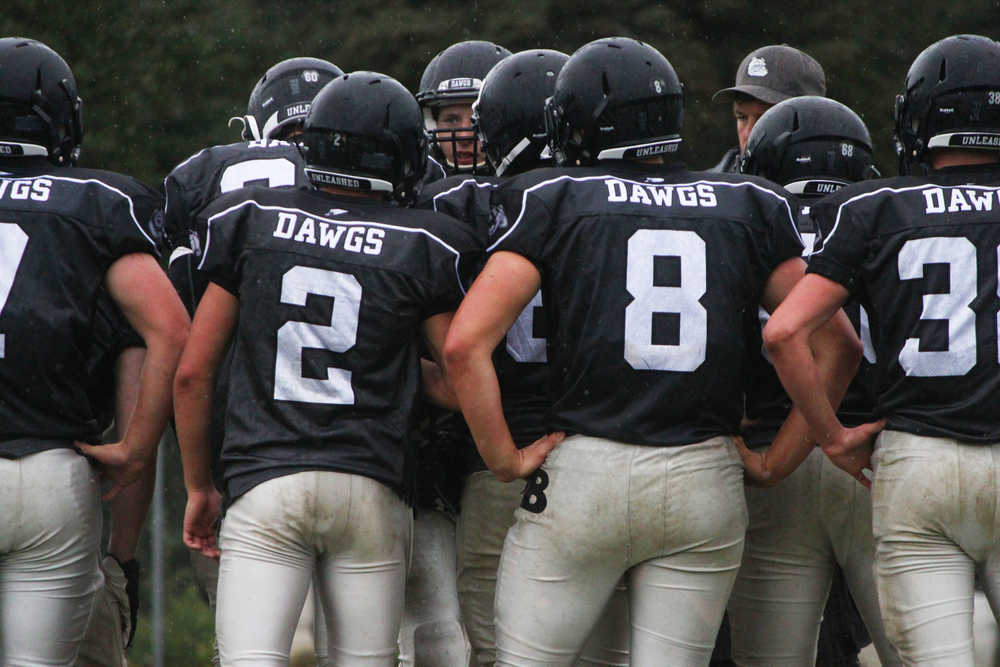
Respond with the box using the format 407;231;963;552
3;2;1000;663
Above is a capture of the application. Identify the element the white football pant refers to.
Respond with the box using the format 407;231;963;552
458;470;631;666
395;508;470;666
872;430;1000;666
215;470;410;666
0;448;102;666
494;435;747;666
727;445;900;666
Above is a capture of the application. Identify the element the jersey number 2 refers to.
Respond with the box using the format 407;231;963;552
0;223;29;359
274;266;360;404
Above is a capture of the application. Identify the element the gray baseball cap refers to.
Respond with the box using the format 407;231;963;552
713;45;826;105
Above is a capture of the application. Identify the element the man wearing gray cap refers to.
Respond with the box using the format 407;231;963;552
712;44;877;667
710;44;826;172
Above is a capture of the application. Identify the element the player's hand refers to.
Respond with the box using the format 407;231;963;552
493;432;565;482
821;419;886;488
183;487;222;559
75;440;151;501
734;436;781;487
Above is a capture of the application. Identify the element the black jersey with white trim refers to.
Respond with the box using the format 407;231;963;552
417;173;550;458
197;185;482;501
742;201;877;446
417;174;500;243
417;155;448;193
164;139;309;313
0;160;161;457
491;162;803;446
809;165;1000;442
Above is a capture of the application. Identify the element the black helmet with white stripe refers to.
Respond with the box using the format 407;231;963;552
741;96;876;197
472;49;568;177
299;71;426;204
0;37;83;165
416;40;511;174
545;37;684;166
239;57;343;141
895;34;1000;175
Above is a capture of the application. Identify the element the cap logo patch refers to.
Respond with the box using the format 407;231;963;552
747;57;768;77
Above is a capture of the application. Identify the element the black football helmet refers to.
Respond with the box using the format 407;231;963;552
545;37;684;166
472;49;569;177
416;40;511;174
236;57;343;142
894;34;1000;174
741;96;877;196
0;38;82;165
299;71;426;204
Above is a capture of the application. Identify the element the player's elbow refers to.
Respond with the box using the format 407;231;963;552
762;314;798;360
173;354;209;402
442;326;478;377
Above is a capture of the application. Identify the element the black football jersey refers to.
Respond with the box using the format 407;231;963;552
0;160;162;457
809;165;1000;442
196;186;482;501
742;201;878;446
417;174;500;243
416;174;550;458
491;162;803;446
418;155;448;193
164;139;310;312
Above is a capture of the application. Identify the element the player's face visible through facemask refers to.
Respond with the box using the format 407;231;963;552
435;103;483;170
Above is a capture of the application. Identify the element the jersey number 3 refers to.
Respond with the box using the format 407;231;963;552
274;266;360;404
0;223;29;359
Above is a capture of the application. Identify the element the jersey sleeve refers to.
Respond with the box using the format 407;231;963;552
164;166;198;251
806;196;869;290
487;181;554;267
425;221;485;317
101;180;164;261
196;193;250;295
763;189;805;270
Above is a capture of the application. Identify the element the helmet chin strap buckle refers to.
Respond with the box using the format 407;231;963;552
496;137;532;177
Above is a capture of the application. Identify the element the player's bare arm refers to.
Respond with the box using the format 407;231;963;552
444;251;563;482
739;257;864;485
763;272;884;485
173;282;237;558
420;311;460;410
107;347;156;562
77;253;190;500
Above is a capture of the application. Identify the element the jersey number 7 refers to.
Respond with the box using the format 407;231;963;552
0;223;29;359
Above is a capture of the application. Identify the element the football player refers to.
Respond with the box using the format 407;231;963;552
421;48;627;666
444;37;860;664
0;38;189;665
710;45;826;173
76;299;154;667
397;39;511;667
764;34;1000;665
162;56;342;663
727;95;900;666
416;40;511;185
165;56;343;315
173;71;482;666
